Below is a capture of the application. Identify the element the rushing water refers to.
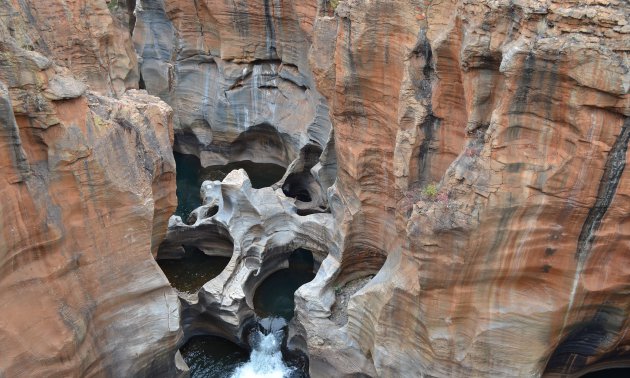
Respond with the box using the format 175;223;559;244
181;319;307;378
231;328;294;378
157;246;229;293
173;150;311;376
180;249;314;377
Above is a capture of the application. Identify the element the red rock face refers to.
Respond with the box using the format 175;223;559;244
0;2;180;376
1;0;629;377
3;0;138;96
302;0;630;376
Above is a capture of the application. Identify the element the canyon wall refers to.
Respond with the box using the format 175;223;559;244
297;0;630;377
1;0;629;377
0;1;181;376
132;0;331;169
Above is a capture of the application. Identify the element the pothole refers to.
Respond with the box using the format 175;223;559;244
282;172;314;202
253;248;315;320
180;335;249;378
157;246;230;294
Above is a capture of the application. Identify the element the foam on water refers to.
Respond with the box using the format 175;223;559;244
230;327;294;378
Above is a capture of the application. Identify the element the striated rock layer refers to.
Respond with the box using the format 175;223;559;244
142;0;630;377
294;0;630;377
132;0;332;177
1;0;629;377
0;2;182;376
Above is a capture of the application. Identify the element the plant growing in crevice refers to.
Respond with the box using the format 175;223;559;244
422;183;438;199
329;0;340;11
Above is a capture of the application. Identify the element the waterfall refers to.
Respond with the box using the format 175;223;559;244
230;317;295;378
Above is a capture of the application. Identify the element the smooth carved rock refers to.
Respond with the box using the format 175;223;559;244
160;169;335;344
3;0;630;377
0;32;181;376
133;0;332;172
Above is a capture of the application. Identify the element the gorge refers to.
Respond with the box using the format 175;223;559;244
0;0;629;377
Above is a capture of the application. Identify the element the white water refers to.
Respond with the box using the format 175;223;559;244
230;328;294;378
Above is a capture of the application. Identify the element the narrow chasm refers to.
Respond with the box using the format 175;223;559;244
164;135;326;377
239;248;316;377
174;152;203;219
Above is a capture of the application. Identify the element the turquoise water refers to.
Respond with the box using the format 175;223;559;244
157;246;229;293
174;153;286;220
253;249;315;321
174;152;202;219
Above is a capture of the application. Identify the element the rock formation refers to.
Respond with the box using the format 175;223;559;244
1;0;629;377
160;169;334;345
296;0;630;377
133;0;331;171
0;1;181;376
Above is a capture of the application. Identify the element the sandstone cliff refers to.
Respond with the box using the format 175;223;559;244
1;0;629;377
298;0;630;377
0;1;181;376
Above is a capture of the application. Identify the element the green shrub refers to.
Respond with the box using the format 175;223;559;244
329;0;340;11
107;0;118;11
422;183;438;198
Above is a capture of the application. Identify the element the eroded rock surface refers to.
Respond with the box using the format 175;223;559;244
1;0;139;96
160;169;334;345
296;0;630;377
0;14;181;377
133;0;331;172
2;0;630;377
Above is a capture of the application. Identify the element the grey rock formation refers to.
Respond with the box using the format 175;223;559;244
160;169;335;345
133;0;332;174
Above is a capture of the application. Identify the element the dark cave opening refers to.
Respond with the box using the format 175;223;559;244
253;248;315;321
174;152;203;220
282;173;313;202
581;367;630;377
202;160;286;189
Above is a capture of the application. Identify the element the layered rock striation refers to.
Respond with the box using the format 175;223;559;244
1;0;629;377
133;0;331;172
295;0;630;377
0;2;181;376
